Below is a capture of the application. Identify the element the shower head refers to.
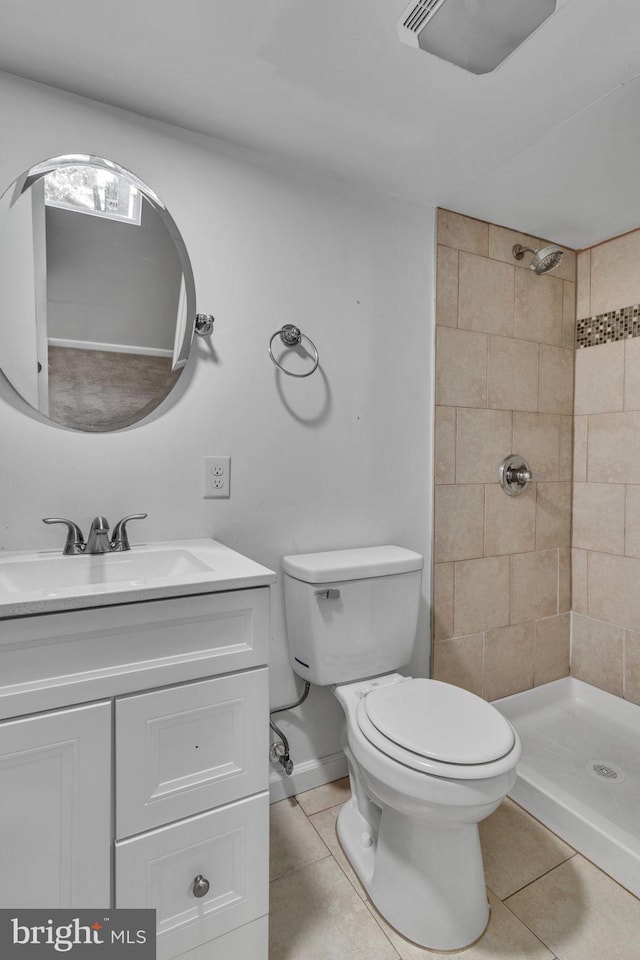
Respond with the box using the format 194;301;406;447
512;243;564;275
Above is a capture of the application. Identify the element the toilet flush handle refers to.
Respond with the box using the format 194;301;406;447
315;589;341;600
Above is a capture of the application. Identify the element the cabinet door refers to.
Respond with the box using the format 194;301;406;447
0;701;111;907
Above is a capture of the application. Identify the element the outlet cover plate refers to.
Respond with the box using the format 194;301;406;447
202;456;230;498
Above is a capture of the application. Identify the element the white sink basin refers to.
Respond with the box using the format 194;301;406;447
0;548;213;593
0;539;276;616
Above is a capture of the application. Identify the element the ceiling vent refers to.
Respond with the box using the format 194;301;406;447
397;0;557;75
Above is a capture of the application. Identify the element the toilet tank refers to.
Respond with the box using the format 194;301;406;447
282;545;423;685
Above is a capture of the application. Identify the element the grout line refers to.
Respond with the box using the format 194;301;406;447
499;894;566;957
269;849;333;886
500;852;578;904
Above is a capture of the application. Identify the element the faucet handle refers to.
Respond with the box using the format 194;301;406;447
43;518;85;555
110;513;148;552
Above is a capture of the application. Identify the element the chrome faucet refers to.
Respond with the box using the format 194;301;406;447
85;516;111;554
43;514;147;555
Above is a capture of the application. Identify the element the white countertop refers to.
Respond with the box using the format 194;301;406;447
0;538;277;618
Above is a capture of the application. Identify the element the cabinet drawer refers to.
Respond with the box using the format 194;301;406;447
0;587;270;720
115;793;269;960
173;915;267;960
116;669;268;837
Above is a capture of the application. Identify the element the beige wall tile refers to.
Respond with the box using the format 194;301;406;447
571;613;624;696
573;415;587;482
563;281;576;349
576;249;591;319
433;562;454;642
624;336;640;410
484;621;534;700
590;228;640;315
435;326;487;408
512;412;561;481
434;484;485;562
436;244;458;328
536;482;571;550
625;485;640;557
574;340;624;415
624;629;640;705
488;224;542;269
437;209;489;255
459;252;514;336
434;405;456;484
484;483;536;556
511;550;558;623
431;634;483;696
538;345;574;415
514;270;563;346
487;336;539;411
587;411;640;483
587;551;640;631
572;548;588;615
454;555;510;636
534;614;570;685
559;415;573;481
572;482;625;554
559;546;571;613
456;408;512;483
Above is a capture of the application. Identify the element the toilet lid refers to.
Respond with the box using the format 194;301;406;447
363;679;515;765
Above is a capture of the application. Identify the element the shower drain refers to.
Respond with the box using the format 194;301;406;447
586;760;626;783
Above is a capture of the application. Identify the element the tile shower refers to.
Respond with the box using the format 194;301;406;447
433;209;640;707
432;209;575;700
433;207;640;902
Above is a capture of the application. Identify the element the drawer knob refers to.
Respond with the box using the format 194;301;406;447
192;874;210;898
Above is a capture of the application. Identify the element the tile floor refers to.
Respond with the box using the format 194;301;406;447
269;777;640;960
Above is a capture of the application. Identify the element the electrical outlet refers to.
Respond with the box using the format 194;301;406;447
202;456;230;498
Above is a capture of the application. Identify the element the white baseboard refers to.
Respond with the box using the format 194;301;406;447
48;337;172;358
269;750;348;803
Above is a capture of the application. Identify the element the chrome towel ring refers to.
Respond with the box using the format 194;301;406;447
268;324;319;377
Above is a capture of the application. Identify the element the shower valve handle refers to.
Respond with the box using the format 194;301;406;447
511;467;545;484
499;455;544;496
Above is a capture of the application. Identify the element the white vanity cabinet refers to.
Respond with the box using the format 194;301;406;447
114;668;270;960
0;541;275;960
0;701;112;908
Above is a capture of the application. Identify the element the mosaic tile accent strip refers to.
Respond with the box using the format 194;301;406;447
577;304;640;348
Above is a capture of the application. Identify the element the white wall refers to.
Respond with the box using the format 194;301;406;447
0;72;435;786
46;199;181;351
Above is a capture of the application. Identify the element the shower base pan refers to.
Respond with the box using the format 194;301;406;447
495;677;640;897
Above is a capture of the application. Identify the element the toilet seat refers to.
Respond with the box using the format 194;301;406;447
356;678;517;780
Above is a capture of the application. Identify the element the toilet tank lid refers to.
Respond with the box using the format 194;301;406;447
282;545;423;583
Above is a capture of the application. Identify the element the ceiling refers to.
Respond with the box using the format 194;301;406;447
0;0;639;248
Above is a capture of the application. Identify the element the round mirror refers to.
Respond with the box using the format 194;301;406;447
0;155;196;431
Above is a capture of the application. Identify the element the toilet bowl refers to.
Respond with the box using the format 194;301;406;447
282;546;521;951
334;673;521;950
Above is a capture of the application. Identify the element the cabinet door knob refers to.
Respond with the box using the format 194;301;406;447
192;874;210;898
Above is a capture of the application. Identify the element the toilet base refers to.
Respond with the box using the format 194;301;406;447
337;796;490;951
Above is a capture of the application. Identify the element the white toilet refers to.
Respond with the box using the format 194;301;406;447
282;545;521;952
